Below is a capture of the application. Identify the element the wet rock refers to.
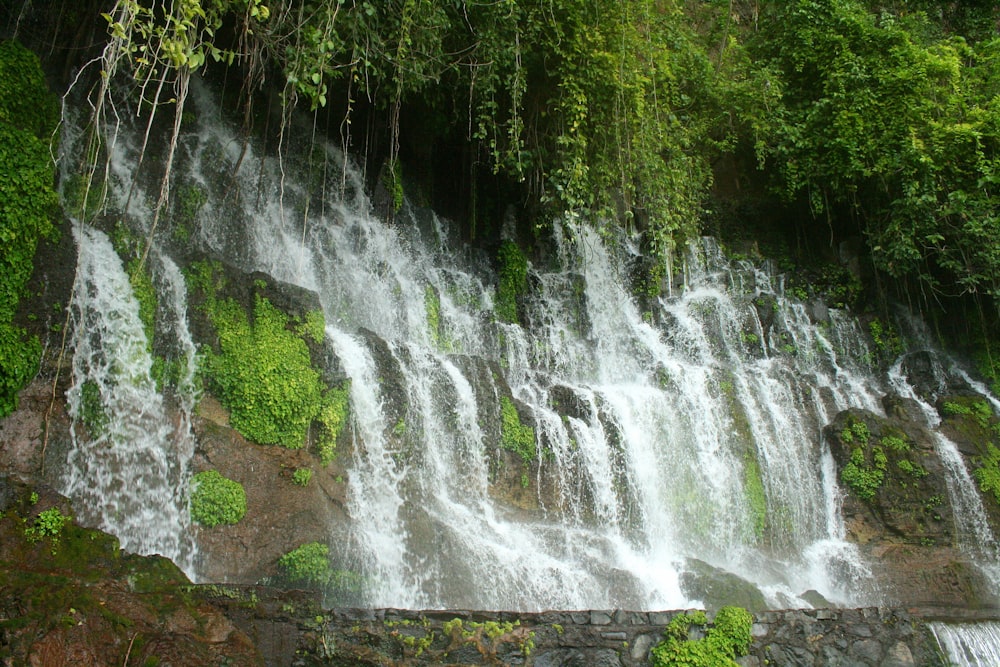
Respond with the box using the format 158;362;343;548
191;407;350;587
679;558;768;614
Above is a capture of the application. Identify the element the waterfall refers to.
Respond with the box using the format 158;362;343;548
930;622;1000;666
52;75;1000;612
63;225;196;574
167;77;894;609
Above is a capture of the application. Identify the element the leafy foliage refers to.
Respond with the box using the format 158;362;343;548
187;261;349;452
190;469;247;527
277;541;330;587
841;445;887;502
974;443;1000;507
500;395;536;464
0;40;58;418
755;0;1000;305
316;383;350;465
291;467;312;487
205;294;326;448
24;507;70;552
650;606;752;667
496;240;528;325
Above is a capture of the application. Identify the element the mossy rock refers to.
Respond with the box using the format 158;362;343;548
825;407;955;546
679;558;768;614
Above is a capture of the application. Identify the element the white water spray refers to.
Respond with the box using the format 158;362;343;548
63;225;196;574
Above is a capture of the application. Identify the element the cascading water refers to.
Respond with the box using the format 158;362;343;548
888;322;1000;588
930;621;1000;666
63;225;196;574
166;78;893;610
55;75;1000;613
57;102;199;575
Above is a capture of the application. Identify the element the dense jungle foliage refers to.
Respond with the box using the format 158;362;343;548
3;0;1000;392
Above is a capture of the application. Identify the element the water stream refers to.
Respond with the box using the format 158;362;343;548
930;621;1000;666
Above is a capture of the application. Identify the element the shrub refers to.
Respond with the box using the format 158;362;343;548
650;606;752;667
205;294;324;448
190;470;246;527
0;40;59;418
278;541;330;587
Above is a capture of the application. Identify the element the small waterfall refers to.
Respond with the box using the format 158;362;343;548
63;225;196;574
930;622;1000;666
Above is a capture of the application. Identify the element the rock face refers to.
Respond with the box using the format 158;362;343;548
191;397;351;586
0;475;264;666
824;393;1000;609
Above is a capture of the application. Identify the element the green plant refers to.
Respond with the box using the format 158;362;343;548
944;399;994;429
650;606;752;667
202;292;326;449
299;310;326;345
897;459;928;479
0;40;59;419
841;446;887;502
79;379;109;437
880;435;909;453
850;420;871;444
424;285;441;347
277;541;330;587
292;468;313;487
974;443;1000;506
316;383;350;465
743;454;768;540
25;507;70;552
500;395;535;464
127;258;157;351
189;470;247;527
496;240;528;324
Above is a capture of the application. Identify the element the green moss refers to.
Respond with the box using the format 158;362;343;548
650;607;752;667
496;240;528;324
317;383;350;465
127;258;157;351
382;160;404;213
0;40;59;419
79;379;109;437
500;395;535;464
205;295;324;448
743;454;767;540
424;285;441;347
189;470;246;527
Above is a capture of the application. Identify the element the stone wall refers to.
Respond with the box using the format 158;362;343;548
207;587;980;666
